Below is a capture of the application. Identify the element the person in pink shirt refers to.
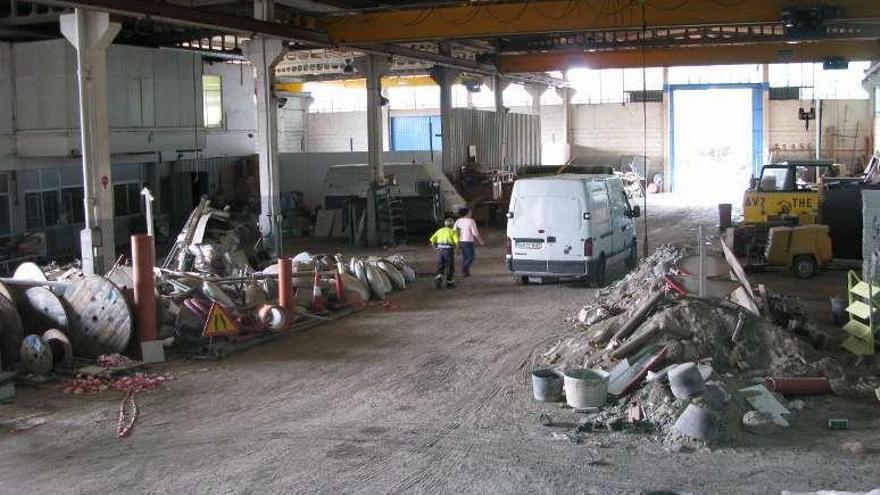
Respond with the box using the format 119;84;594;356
453;207;484;277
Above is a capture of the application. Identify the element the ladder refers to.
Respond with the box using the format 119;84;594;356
374;185;408;246
842;270;878;355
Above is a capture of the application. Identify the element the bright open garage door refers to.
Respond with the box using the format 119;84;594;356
670;85;763;204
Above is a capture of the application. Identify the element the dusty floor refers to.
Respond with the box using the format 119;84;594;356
2;194;879;495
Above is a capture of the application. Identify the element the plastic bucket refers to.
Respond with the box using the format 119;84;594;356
563;369;609;409
668;362;705;400
674;404;719;442
531;369;563;402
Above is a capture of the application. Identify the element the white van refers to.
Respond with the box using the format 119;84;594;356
505;174;640;285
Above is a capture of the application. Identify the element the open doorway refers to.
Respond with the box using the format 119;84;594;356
670;85;762;205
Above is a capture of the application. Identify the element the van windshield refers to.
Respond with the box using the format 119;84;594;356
514;195;581;231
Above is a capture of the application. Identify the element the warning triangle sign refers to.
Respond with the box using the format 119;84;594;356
202;302;239;337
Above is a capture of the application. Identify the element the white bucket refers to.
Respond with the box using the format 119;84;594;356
563;369;609;409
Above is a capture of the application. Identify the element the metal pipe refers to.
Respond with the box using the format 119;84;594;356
608;290;663;345
698;224;706;297
132;234;158;342
0;277;71;288
764;377;831;395
277;257;293;313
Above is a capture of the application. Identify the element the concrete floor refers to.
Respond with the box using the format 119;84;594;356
2;195;879;494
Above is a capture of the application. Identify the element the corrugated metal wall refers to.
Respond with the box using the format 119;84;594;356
446;108;540;174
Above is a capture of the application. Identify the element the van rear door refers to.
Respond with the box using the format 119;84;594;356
511;189;583;273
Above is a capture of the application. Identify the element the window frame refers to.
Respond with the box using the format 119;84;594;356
202;74;224;129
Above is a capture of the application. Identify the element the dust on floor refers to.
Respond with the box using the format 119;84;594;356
1;195;878;495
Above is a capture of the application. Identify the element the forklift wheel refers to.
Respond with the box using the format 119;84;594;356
791;254;818;279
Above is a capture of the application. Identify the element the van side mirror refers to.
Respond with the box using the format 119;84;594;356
506;212;514;219
629;205;641;218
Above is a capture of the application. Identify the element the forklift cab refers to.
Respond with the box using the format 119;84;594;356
743;160;834;225
751;160;835;192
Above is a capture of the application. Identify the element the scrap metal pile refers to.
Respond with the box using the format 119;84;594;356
161;250;416;358
533;242;873;447
0;199;418;375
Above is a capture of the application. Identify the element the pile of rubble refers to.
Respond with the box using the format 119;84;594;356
533;242;865;448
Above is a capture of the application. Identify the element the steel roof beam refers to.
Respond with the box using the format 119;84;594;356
321;0;880;44
498;39;880;73
31;0;331;44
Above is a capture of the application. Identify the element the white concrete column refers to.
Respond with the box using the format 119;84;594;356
246;37;284;254
245;0;285;254
439;70;455;179
365;54;388;246
366;54;387;186
761;64;770;166
555;86;572;163
493;76;511;170
430;64;459;179
524;82;547;116
493;75;510;112
60;9;120;276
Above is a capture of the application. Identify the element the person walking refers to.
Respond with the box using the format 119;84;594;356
429;218;459;288
454;207;484;277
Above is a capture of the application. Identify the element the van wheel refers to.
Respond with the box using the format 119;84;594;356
592;255;607;288
625;243;637;270
518;275;529;285
792;254;818;279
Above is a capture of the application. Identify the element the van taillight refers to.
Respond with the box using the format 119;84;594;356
505;237;512;255
584;238;593;257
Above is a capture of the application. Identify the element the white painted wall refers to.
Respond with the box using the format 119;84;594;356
767;99;873;172
570;102;666;174
6;40;257;162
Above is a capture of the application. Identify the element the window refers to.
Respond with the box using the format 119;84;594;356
114;183;142;216
768;61;871;99
60;187;85;224
0;174;10;235
569;68;663;104
202;74;223;128
25;190;59;230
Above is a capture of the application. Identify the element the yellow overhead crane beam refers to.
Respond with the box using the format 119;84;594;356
321;0;880;44
498;39;880;72
276;75;438;92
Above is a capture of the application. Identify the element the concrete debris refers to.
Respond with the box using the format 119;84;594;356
534;243;866;448
739;384;791;427
576;244;690;324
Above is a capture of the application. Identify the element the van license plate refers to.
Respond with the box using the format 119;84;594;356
516;241;542;249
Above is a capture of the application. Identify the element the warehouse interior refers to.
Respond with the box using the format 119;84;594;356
1;1;880;493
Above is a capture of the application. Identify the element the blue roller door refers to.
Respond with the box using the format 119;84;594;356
391;116;441;151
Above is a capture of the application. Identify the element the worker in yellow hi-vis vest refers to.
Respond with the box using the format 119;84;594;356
429;218;459;289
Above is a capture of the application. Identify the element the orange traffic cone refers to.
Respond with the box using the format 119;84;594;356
311;272;325;313
334;271;347;304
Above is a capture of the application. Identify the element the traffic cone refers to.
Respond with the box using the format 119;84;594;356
311;272;326;313
334;271;347;304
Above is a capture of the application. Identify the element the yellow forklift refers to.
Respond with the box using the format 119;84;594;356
733;160;836;278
